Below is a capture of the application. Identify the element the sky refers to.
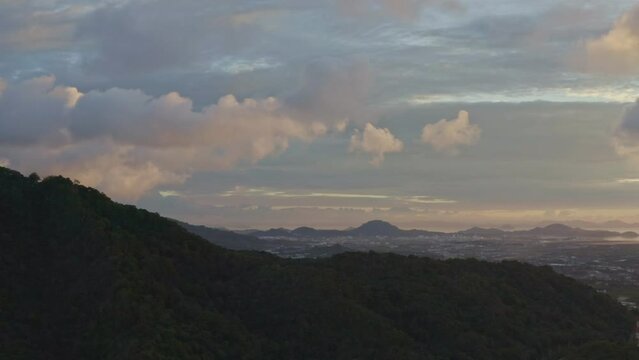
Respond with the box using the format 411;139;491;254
3;0;639;230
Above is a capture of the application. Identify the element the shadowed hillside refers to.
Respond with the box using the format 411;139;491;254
0;167;636;359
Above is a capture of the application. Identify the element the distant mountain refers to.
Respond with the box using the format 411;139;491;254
248;221;637;240
459;227;507;237
249;227;293;238
514;223;638;238
0;166;635;359
248;220;443;239
179;222;353;258
460;224;637;239
602;220;639;229
349;220;402;236
540;220;639;231
178;222;267;250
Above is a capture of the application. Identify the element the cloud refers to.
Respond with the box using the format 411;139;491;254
612;100;639;158
44;142;189;200
583;5;639;74
0;1;88;52
289;59;372;128
0;75;80;146
209;56;282;75
336;0;463;21
0;75;339;200
76;0;280;76
350;123;404;166
402;86;639;104
78;1;206;75
421;110;480;154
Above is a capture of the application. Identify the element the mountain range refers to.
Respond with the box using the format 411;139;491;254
541;220;639;230
246;220;639;239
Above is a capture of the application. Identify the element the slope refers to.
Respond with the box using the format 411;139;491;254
0;167;635;360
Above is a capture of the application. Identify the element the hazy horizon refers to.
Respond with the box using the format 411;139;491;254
191;218;639;233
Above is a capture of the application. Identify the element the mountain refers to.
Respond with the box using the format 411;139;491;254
248;221;637;240
0;166;636;359
178;221;267;250
514;224;638;238
249;226;345;238
459;227;507;237
349;220;402;236
541;220;639;231
181;222;353;258
248;220;443;239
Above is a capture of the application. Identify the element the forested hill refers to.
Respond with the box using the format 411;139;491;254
0;166;637;360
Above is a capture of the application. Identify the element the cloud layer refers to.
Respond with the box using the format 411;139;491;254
350;123;404;166
421;111;481;154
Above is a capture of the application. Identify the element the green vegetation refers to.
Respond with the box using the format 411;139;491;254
0;166;636;359
564;341;639;359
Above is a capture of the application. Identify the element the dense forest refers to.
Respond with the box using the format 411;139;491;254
0;166;637;359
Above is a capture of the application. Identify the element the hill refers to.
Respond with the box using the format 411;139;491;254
181;222;354;258
178;221;267;250
349;220;402;236
0;166;636;359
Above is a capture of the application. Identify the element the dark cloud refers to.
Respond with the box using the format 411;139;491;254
288;59;373;126
77;1;235;75
0;76;78;145
613;100;639;157
0;0;80;52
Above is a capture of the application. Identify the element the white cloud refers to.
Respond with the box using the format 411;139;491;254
584;5;639;74
349;123;404;166
402;86;639;104
208;56;281;75
48;146;189;200
0;76;341;200
335;119;349;132
220;187;393;199
421;110;481;154
216;187;455;205
159;190;183;198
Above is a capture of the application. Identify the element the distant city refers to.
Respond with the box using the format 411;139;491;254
184;220;639;310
